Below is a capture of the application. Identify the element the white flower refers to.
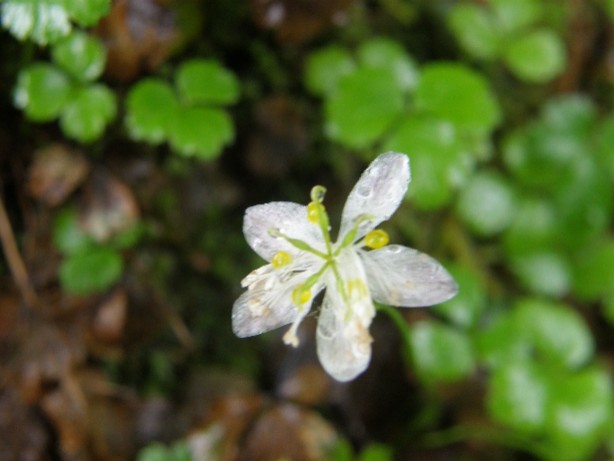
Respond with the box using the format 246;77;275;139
232;152;458;381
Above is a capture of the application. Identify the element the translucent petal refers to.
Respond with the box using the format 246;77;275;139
361;245;458;307
339;152;410;241
315;252;375;381
243;202;324;262
232;264;324;337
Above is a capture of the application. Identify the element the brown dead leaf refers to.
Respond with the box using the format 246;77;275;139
27;144;90;207
91;287;128;345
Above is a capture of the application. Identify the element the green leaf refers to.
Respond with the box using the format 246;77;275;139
383;115;464;209
455;170;518;237
60;84;116;143
514;298;594;369
305;46;356;96
503;196;557;256
175;59;239;106
325;67;405;149
63;0;111;26
595;115;614;182
51;31;106;81
14;63;71;121
169;107;234;159
357;37;418;90
434;265;486;329
136;443;172;461
573;239;614;301
60;246;123;295
546;367;613;461
477;311;530;368
509;251;571;298
504;29;567;83
410;320;475;383
541;95;596;137
53;208;91;254
491;0;543;32
1;0;71;45
448;4;500;59
125;78;178;144
487;360;549;433
414;63;501;133
358;443;393;461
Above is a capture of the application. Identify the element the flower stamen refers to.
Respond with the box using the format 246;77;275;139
271;251;292;268
364;229;389;249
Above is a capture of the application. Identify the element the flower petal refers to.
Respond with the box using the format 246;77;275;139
339;152;410;241
361;245;458;307
316;290;373;382
243;202;324;261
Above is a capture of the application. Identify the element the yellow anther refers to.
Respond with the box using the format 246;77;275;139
307;202;322;224
364;229;389;249
272;251;292;268
291;285;312;306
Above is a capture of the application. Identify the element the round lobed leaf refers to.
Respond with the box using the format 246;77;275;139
503;195;558;257
63;0;111;26
169;107;234;159
1;0;71;45
59;246;123;295
125;78;178;144
325;67;405;149
14;63;71;122
491;0;543;32
53;207;91;254
503;29;567;83
456;170;518;237
509;251;571;298
448;4;501;59
357;37;418;91
477;312;530;368
414;63;501;133
175;59;239;106
305;45;356;96
572;239;614;301
60;84;116;143
410;320;475;383
51;31;106;81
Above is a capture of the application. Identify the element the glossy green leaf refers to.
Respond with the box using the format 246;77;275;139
53;208;91;254
175;59;239;106
514;298;594;369
491;0;543;32
448;4;500;59
546;367;613;461
456;170;517;237
573;239;614;301
509;251;571;298
14;63;71;121
169;107;234;159
487;360;549;433
60;246;123;295
325;67;404;149
357;37;418;90
503;196;557;256
305;46;356;96
125;79;178;144
414;63;501;133
51;31;106;81
541;95;596;137
595;114;614;182
60;84;116;142
63;0;110;26
383;115;464;209
434;265;486;329
410;320;475;383
477;312;530;368
504;29;567;83
1;0;71;44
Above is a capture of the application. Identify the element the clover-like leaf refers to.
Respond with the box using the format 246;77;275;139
63;0;110;26
175;59;239;106
125;78;178;144
448;4;501;59
509;251;571;298
53;207;91;254
573;239;614;301
60;246;123;295
60;84;116;143
410;320;475;383
1;0;71;45
169;107;234;159
504;29;567;83
503;196;557;257
14;63;72;121
305;45;356;96
414;63;501;133
325;67;405;149
357;37;418;91
491;0;543;33
51;31;106;81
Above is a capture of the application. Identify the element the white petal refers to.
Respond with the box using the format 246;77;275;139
316;290;373;382
339;152;410;241
360;245;458;307
243;202;324;262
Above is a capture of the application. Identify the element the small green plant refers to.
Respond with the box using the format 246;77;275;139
13;31;116;143
1;0;110;45
136;441;191;461
448;0;567;83
53;208;140;295
125;59;239;160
